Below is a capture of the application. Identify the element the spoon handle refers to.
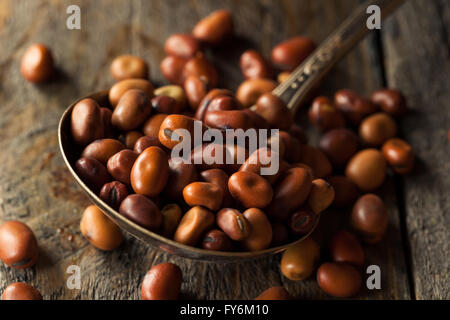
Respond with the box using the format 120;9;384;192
272;0;406;112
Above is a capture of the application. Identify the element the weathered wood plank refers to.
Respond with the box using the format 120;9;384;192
0;0;414;300
381;0;450;299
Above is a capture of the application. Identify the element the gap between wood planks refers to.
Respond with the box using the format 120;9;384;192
372;28;415;300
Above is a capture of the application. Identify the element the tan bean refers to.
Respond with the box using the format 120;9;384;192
183;182;223;211
164;33;200;59
307;179;335;214
192;9;233;45
173;206;215;246
240;208;272;251
111;89;152;131
228;171;273;208
131;146;169;197
280;237;319;280
0;221;38;269
160;204;183;238
236;78;277;108
80;205;123;251
110;55;148;80
109;79;154;107
216;208;251;241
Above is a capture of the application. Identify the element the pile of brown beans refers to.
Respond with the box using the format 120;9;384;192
275;87;414;298
8;8;415;301
71;9;324;256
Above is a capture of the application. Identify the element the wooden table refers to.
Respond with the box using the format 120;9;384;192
0;0;448;300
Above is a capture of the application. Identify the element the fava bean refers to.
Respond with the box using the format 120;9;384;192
173;206;215;246
80;205;123;251
0;221;38;269
119;194;162;231
141;263;182;300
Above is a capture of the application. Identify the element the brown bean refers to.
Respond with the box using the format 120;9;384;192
240;50;272;80
75;157;111;192
381;138;414;174
334;89;378;125
359;112;397;146
184;75;209;111
109;79;154;107
131;146;169;197
100;107;114;138
254;286;290;300
99;181;129;209
307;179;335;214
0;221;38;269
2;282;42;300
345;149;387;191
123;131;143;149
204;110;252;130
134;136;163;154
183;182;223;211
241;208;272;251
271;36;316;71
280;237;319;280
271;222;290;246
216;208;251;241
200;169;233;207
71;98;104;146
268;167;312;221
254;93;293;130
326;176;359;208
154;85;187;113
81;138;125;165
192;9;233;45
160;204;183;238
164;33;200;59
371;88;407;117
330;230;365;267
173;206;215;246
182;53;218;88
236;78;277;108
164;158;198;201
141;263;182;300
158;114;197;149
111;89;152;131
317;262;362;298
289;209;317;236
20;43;54;83
319;128;359;167
201;229;232;251
194;89;234;120
352;194;388;244
143;114;168;139
228;171;273;209
160;55;188;86
151;95;177;114
239;147;284;185
308;96;346;132
110;55;148;81
80;205;123;251
119;194;162;231
297;145;332;178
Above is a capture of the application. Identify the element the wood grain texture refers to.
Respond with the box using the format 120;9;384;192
0;0;444;300
381;0;450;299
